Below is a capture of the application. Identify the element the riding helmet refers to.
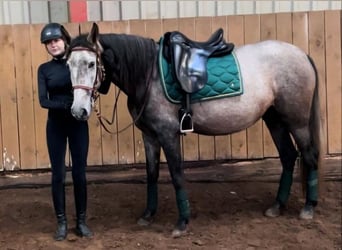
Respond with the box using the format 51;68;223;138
40;23;68;44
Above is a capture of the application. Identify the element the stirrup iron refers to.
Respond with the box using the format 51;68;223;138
180;112;193;133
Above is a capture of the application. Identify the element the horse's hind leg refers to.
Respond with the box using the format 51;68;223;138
290;126;320;219
262;107;299;217
137;133;161;226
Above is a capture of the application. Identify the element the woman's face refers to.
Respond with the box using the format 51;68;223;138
45;38;65;57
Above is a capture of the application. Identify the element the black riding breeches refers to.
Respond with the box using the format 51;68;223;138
46;111;89;216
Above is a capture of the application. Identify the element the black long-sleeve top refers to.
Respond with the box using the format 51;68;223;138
37;58;73;111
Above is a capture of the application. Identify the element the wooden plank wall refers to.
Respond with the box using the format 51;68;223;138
0;10;340;171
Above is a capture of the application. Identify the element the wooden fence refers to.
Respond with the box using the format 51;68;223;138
0;10;341;171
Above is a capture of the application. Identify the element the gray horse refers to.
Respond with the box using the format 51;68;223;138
67;23;322;238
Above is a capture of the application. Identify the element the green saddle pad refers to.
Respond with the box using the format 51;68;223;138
159;37;243;104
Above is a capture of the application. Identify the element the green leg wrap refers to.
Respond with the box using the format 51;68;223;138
276;169;293;206
147;183;158;213
306;169;318;206
176;189;190;222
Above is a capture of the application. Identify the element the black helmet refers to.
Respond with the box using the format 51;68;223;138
40;23;71;44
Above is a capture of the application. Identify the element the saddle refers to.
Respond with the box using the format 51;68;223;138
162;29;234;133
163;28;234;93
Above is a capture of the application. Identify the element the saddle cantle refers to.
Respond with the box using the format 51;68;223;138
162;29;235;93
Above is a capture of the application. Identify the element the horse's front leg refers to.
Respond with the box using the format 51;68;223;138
137;133;161;226
162;135;190;238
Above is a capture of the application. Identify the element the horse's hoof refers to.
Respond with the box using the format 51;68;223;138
171;228;187;238
137;210;155;226
264;203;281;218
299;205;314;220
137;217;152;226
171;219;188;238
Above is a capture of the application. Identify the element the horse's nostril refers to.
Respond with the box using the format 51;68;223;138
71;108;88;121
81;108;87;117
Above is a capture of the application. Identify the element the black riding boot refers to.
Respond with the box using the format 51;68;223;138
54;214;67;241
52;178;67;241
74;179;93;238
76;212;93;238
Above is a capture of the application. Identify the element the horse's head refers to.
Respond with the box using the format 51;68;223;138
67;23;104;120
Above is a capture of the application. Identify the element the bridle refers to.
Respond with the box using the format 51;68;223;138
69;46;104;123
70;46;105;95
69;45;127;134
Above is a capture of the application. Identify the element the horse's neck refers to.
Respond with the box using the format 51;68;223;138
103;34;158;97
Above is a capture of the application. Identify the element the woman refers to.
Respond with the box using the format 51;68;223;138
37;23;93;241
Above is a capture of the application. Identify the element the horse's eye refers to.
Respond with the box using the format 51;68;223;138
88;62;95;68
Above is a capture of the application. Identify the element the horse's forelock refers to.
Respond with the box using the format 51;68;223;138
68;34;104;59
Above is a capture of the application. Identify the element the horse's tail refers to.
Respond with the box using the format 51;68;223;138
300;55;324;196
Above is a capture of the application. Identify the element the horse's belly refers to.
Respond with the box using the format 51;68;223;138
192;101;264;136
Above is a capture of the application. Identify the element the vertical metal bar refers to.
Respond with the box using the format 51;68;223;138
272;0;275;12
158;0;161;19
100;1;103;21
48;1;51;23
196;1;199;17
214;0;217;16
119;1;122;20
138;0;141;20
28;0;32;24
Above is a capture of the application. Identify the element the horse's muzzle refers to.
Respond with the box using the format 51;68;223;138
71;108;89;121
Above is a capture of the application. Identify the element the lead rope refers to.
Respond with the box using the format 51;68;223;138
92;88;134;134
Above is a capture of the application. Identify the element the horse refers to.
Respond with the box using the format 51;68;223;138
67;23;322;238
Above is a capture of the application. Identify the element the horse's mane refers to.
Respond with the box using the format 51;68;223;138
100;33;156;90
69;33;157;97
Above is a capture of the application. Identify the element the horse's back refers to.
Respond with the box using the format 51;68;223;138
190;40;316;135
234;40;316;124
235;40;311;74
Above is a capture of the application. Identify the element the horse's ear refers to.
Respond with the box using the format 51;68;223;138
87;22;99;44
60;25;71;45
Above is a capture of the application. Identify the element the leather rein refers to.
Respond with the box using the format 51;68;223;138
69;46;154;134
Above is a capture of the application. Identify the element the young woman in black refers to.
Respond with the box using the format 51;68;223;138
37;23;93;241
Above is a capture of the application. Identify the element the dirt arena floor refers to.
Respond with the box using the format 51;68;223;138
0;157;341;250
